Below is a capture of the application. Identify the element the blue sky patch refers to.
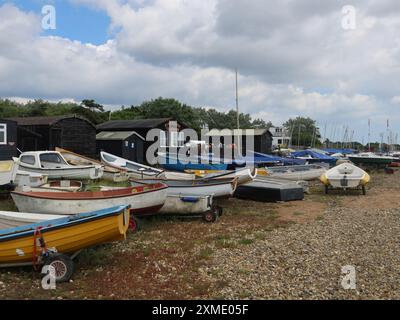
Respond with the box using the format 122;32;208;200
1;0;112;44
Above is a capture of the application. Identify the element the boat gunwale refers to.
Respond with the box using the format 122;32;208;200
0;206;128;242
129;178;236;188
11;184;168;201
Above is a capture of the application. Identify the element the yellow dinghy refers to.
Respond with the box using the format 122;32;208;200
0;205;130;282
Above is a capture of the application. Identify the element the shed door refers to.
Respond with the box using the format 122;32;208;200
50;128;62;150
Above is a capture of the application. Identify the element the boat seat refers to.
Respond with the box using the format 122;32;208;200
337;165;354;174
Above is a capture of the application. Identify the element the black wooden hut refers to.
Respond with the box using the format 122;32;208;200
206;128;273;155
7;115;97;158
96;131;145;163
0;119;18;160
97;118;187;159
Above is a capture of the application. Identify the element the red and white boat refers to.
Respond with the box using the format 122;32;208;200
11;183;168;215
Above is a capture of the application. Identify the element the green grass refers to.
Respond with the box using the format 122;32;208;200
0;198;17;211
198;247;214;260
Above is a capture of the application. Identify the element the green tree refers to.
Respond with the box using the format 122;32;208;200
283;116;321;148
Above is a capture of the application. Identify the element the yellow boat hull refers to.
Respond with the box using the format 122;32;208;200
0;207;130;265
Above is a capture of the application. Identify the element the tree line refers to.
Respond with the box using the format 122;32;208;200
0;97;272;132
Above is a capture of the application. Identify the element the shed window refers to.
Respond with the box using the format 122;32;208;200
0;124;6;145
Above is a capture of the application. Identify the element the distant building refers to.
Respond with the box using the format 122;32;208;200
269;126;291;149
7;115;97;158
205;128;273;155
0;119;18;160
96;118;187;163
96;131;145;163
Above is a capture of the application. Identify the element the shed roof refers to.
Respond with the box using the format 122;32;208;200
96;118;180;131
6;115;95;127
96;131;145;141
205;128;271;136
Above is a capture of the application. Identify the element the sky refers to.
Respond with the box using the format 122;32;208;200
0;0;399;143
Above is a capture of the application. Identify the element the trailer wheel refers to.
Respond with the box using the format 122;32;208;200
129;216;141;232
324;185;329;194
362;185;367;195
43;253;74;283
202;210;218;223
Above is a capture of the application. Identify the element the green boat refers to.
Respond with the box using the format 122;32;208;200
348;153;395;166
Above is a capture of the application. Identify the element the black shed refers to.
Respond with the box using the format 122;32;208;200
206;128;273;155
96;131;145;163
7;115;97;158
97;118;187;160
0;119;18;160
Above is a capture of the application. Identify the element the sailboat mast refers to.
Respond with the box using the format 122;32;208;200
235;69;239;130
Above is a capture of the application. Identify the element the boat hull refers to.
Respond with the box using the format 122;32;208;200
131;179;236;198
320;163;370;190
11;186;168;215
0;206;130;265
15;171;48;187
0;211;62;229
0;161;17;186
234;178;304;202
158;195;213;214
348;156;393;165
15;163;103;180
258;165;327;181
185;168;256;185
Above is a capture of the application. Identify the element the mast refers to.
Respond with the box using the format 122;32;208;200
368;119;371;152
235;68;239;130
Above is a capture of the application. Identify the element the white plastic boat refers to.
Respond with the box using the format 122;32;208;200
11;183;168;215
14;151;104;180
0;161;17;187
0;211;62;229
101;151;196;180
185;168;256;185
15;170;48;187
131;178;237;198
56;148;129;182
320;163;370;194
258;164;327;181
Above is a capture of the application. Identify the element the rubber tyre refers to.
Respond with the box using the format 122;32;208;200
202;210;218;223
43;253;74;283
129;216;141;232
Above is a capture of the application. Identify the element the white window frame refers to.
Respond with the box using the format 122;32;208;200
0;124;7;145
160;131;167;147
170;131;179;147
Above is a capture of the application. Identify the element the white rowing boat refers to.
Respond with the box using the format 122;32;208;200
320;163;370;194
130;178;237;198
0;211;62;229
100;185;214;216
11;183;168;215
13;151;104;180
100;151;196;180
185;168;256;185
0;161;17;187
56;148;129;182
258;164;327;181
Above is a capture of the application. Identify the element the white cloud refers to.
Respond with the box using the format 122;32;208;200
1;1;400;141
